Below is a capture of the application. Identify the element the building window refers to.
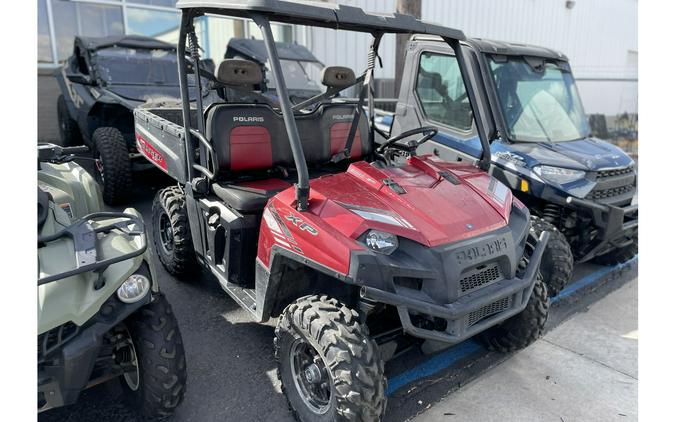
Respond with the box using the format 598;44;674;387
51;1;124;62
127;0;177;6
127;7;181;44
38;0;53;63
38;0;294;66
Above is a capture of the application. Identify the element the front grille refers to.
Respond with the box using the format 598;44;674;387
588;185;635;200
468;297;511;327
38;322;78;363
459;264;503;294
587;166;636;204
596;167;634;179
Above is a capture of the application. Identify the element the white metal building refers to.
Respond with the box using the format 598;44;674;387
37;0;637;140
309;0;637;116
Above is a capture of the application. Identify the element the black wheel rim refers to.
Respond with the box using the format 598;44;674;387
158;213;174;255
115;328;140;391
289;338;332;415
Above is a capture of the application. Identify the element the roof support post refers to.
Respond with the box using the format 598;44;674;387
177;11;195;182
447;38;493;172
252;13;310;212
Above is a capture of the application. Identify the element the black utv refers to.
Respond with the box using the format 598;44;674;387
55;35;201;205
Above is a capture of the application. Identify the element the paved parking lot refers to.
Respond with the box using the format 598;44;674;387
39;171;638;422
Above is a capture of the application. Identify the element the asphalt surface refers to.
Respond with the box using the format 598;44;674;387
39;168;638;422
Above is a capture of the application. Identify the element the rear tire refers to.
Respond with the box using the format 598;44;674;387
478;276;549;352
530;216;574;297
92;127;132;205
152;186;198;278
56;95;82;147
275;295;387;422
122;293;187;420
593;234;638;266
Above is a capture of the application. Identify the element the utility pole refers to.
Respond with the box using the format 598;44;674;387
395;0;422;97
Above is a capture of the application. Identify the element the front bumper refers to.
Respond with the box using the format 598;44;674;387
38;292;151;412
359;230;549;345
564;195;638;261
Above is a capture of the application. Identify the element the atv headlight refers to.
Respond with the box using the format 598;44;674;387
365;230;398;255
533;165;585;185
117;274;150;304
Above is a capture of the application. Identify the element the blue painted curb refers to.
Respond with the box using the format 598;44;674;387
385;256;637;396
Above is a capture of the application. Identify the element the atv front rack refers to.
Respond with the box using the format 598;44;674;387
38;212;147;286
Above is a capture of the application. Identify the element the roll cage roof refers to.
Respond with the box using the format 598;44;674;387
176;0;465;39
74;35;175;52
225;38;321;64
468;38;568;62
410;34;567;62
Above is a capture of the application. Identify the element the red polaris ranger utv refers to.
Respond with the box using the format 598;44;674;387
134;1;550;420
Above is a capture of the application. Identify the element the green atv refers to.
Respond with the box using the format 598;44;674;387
37;143;187;418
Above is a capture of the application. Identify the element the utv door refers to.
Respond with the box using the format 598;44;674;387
392;42;489;165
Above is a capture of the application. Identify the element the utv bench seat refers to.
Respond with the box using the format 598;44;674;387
205;102;370;176
212;178;291;212
205;101;370;212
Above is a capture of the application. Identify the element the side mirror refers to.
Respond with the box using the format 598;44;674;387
66;72;93;85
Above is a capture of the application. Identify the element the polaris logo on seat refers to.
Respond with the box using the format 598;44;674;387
332;114;353;120
233;116;264;123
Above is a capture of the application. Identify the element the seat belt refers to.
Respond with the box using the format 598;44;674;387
330;34;382;163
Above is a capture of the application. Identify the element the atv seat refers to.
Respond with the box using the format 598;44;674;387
212;178;292;212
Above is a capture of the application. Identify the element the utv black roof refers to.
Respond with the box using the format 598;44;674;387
410;34;567;62
225;38;321;64
469;38;568;62
176;0;465;40
75;35;175;52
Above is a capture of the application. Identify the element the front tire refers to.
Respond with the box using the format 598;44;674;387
92;127;132;205
121;293;187;419
478;276;549;352
152;186;198;278
530;216;574;297
275;295;387;422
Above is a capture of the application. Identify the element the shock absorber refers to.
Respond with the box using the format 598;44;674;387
187;27;200;61
542;203;561;224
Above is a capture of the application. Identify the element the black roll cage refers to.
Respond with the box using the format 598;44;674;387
175;0;495;211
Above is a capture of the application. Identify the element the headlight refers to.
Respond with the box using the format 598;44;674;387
365;230;398;255
117;274;150;303
533;165;585;184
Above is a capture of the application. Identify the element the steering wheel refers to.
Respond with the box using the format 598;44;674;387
376;126;438;155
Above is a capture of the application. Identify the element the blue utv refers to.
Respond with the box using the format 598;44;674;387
381;36;637;296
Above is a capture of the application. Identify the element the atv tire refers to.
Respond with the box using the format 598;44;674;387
478;276;549;352
93;127;132;205
56;95;82;147
122;293;187;419
152;186;198;278
593;234;638;266
275;295;387;422
530;216;574;297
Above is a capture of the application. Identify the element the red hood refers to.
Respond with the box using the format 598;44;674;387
303;156;512;247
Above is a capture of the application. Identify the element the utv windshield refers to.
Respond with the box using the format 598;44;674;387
488;56;590;143
265;59;323;96
95;47;179;86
